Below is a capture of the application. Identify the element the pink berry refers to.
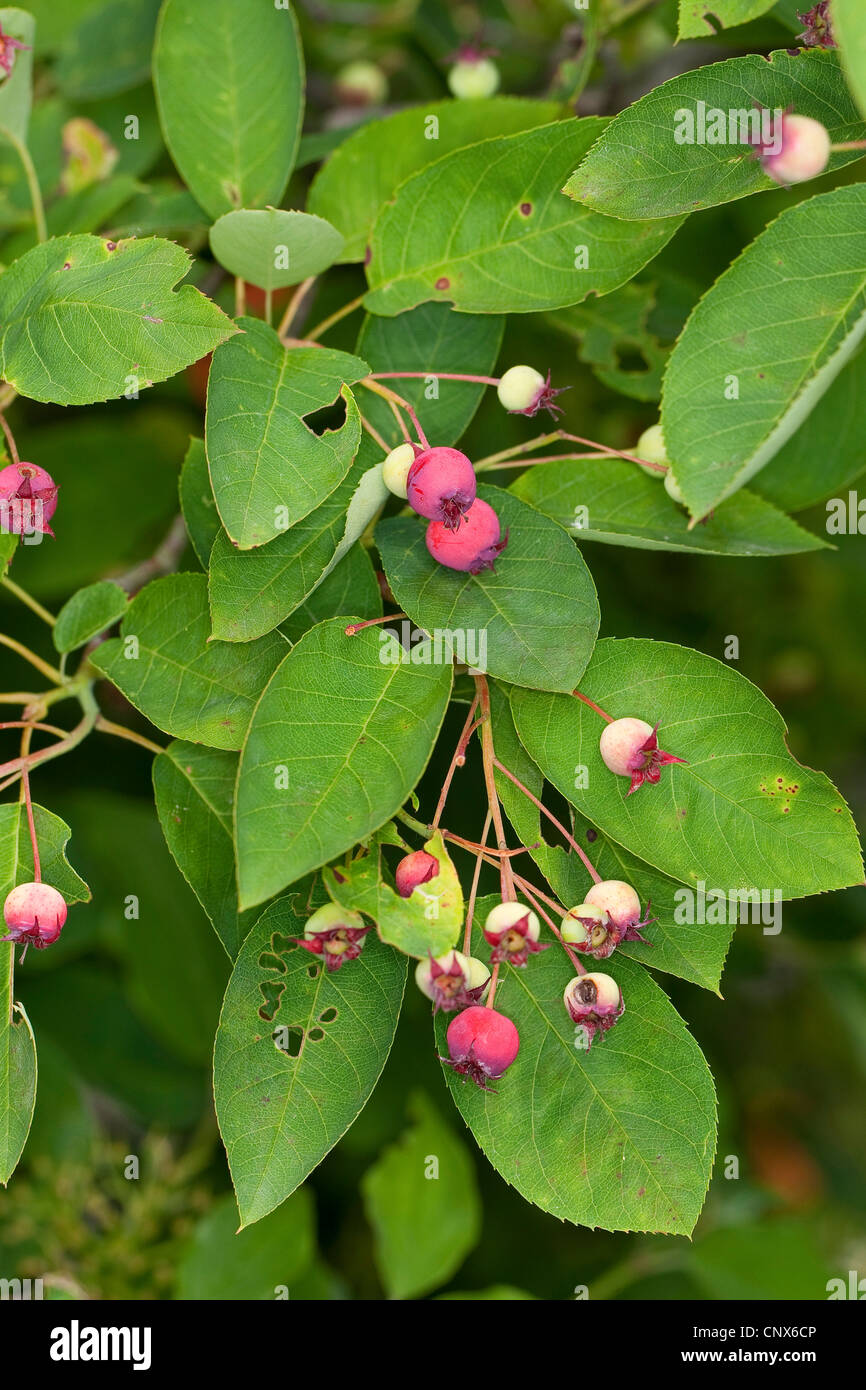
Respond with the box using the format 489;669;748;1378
406;446;476;530
291;902;371;972
598;716;686;795
563;972;623;1049
395;849;438;898
0;462;58;538
579;879;655;956
483;900;548;967
441;1005;519;1091
425;498;508;574
2;882;67;951
758;113;831;186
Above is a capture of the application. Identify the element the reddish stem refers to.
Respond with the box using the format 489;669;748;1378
430;696;480;832
518;879;586;975
492;756;600;884
474;676;515;901
463;811;491;955
368;371;500;387
573;689;613;723
345;613;406;636
486;961;501;1010
18;727;40;882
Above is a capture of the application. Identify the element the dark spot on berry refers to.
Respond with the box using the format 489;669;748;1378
435;276;450;290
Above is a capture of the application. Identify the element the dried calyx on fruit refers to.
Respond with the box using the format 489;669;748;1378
0;462;58;537
382;441;423;499
755;112;831;186
563;972;624;1048
406;446;476;530
496;365;567;418
441;1004;519;1090
599;716;686;795
334;60;388;106
426;497;508;573
415;949;490;1012
483;900;548;966
292;902;371;972
395;849;438;898
2;882;67;954
564;879;654;958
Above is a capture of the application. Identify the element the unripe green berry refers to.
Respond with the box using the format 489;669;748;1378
664;471;686;505
635;423;669;476
334;60;388;106
497;365;545;413
561;902;609;949
382;442;419;499
448;56;500;100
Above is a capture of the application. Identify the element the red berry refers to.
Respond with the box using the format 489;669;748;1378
426;498;508;574
407;446;476;530
2;882;67;952
0;462;58;538
395;849;438;898
442;1005;519;1090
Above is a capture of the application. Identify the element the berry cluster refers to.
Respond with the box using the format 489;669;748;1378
382;440;507;574
274;704;685;1091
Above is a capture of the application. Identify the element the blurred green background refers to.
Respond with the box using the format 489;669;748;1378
0;0;864;1300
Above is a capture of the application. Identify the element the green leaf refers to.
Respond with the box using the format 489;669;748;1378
322;829;463;959
365;118;680;316
0;234;235;405
0;7;35;143
566;51;866;220
356;302;504;449
0;803;91;906
0;802;89;1186
235;618;453;910
308;97;564;262
510;637;864;898
376;484;600;694
362;1090;481;1299
678;0;776;39
153;741;258;961
689;1218;832;1299
207;426;384;643
510;457;827;556
177;1190;315;1298
61;789;228;1067
753;345;866;511
52;580;128;653
662;185;866;517
834;0;866;120
153;0;304;220
548;281;672;404
490;690;734;994
179;436;219;568
0;964;35;1187
56;0;159;99
214;894;406;1226
279;544;381;645
205;317;368;549
210;208;344;290
2;411;189;601
90;573;289;750
437;899;717;1235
